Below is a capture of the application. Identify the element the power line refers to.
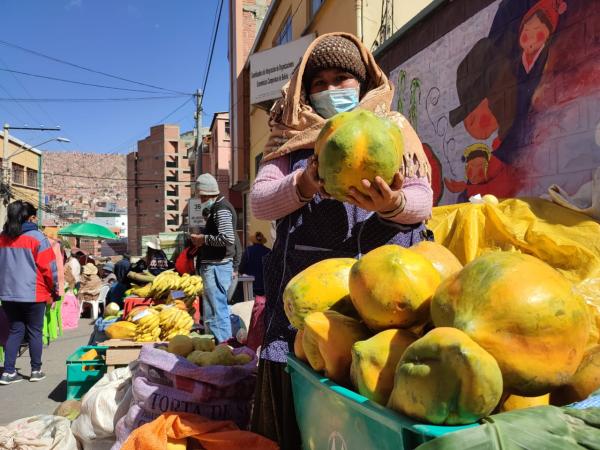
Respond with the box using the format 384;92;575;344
42;169;193;184
0;95;189;103
200;0;224;106
0;39;190;96
0;68;169;94
0;55;79;153
104;96;194;153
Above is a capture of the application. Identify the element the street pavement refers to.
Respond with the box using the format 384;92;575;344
0;319;96;425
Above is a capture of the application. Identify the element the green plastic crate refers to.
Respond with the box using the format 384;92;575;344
287;355;477;450
66;345;108;400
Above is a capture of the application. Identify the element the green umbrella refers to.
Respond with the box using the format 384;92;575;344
58;222;118;240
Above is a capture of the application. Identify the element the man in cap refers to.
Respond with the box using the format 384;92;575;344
100;262;117;286
191;173;238;343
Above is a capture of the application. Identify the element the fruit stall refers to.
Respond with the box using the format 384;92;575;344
280;197;600;449
4;113;600;450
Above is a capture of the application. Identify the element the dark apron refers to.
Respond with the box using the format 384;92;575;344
260;150;433;362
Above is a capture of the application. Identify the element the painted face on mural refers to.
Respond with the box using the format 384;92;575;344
464;98;499;140
466;156;488;185
520;14;551;57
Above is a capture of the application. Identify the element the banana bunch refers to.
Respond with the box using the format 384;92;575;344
149;270;182;300
129;283;154;298
130;308;161;342
179;273;204;299
158;306;194;341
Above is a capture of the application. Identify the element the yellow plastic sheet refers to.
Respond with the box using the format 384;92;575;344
428;198;600;284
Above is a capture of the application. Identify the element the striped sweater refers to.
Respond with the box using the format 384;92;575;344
198;196;238;264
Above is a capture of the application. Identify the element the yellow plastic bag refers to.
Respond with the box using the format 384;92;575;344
428;198;600;284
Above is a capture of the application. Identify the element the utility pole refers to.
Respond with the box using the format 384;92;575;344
194;89;203;175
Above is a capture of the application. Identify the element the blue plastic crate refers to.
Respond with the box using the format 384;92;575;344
287;355;477;450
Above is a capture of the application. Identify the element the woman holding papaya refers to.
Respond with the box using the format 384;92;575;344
250;33;433;449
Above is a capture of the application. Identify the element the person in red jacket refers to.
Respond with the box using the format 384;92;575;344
0;200;58;385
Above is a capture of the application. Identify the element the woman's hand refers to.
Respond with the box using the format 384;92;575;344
346;172;405;214
297;155;323;200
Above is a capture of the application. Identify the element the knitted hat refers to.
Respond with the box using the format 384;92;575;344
196;173;219;196
304;35;367;90
521;0;567;33
103;262;114;272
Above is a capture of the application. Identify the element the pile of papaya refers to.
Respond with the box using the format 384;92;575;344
285;109;599;426
286;242;599;425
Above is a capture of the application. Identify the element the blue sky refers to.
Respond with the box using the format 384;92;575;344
1;0;229;154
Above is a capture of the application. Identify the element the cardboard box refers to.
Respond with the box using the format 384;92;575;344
100;339;154;371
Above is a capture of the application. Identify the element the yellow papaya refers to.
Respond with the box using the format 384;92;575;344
551;345;600;406
500;394;550;412
349;245;441;331
284;258;356;330
409;241;463;280
432;252;590;396
315;109;404;201
105;321;137;340
302;328;326;372
294;329;307;361
166;437;187;450
387;327;503;425
303;310;370;384
350;329;416;405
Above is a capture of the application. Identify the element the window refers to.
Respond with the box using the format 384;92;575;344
166;156;178;168
12;163;24;185
27;168;38;188
224;121;230;139
275;15;292;46
310;0;324;18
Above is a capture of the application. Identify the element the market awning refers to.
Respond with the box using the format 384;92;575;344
58;222;118;240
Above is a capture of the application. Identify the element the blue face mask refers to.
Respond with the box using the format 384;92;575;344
201;198;215;213
309;87;360;119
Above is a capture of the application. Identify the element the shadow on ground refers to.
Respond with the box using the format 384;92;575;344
48;380;67;402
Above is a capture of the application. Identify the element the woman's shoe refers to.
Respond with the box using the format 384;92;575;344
0;372;24;385
30;371;46;382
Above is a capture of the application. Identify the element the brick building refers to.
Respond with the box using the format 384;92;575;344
127;124;192;255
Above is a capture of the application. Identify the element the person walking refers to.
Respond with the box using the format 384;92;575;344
241;231;271;352
0;201;58;384
239;231;271;297
191;173;237;343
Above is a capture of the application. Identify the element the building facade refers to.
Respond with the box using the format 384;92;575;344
126;124;192;255
0;131;42;225
228;0;435;241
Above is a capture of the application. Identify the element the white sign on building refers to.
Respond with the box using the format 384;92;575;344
188;198;206;228
249;34;315;104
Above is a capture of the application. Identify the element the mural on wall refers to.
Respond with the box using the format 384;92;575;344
391;0;600;205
